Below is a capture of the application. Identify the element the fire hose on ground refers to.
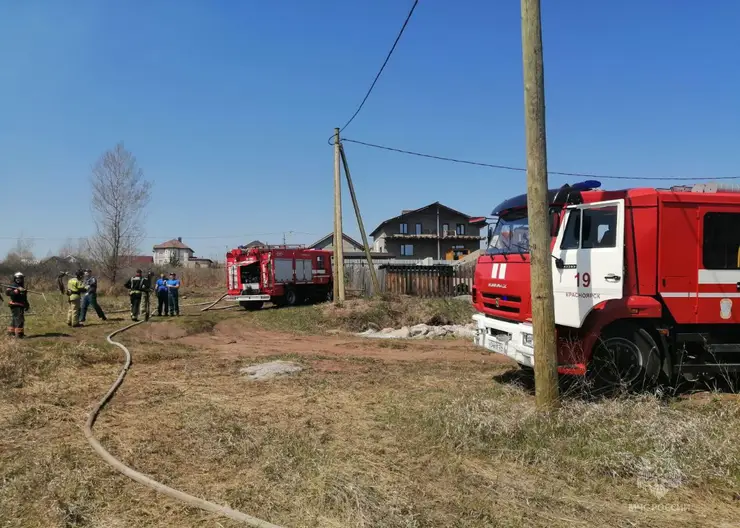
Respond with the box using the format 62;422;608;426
83;293;285;528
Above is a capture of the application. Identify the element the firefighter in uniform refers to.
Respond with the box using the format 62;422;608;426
66;269;87;327
6;272;30;338
124;269;147;321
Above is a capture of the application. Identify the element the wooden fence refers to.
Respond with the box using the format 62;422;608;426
343;260;475;298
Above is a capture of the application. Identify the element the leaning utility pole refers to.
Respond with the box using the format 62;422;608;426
521;0;559;410
333;128;346;303
339;145;381;295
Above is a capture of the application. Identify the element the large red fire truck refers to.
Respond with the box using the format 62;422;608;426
472;180;740;387
225;245;333;310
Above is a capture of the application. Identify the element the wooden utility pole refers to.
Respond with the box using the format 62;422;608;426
333;128;346;303
339;145;381;295
436;204;441;260
521;0;559;410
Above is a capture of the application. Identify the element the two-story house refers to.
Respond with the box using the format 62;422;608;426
370;202;487;260
153;238;214;268
153;238;194;265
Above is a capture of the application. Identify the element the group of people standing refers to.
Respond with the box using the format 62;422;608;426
3;268;185;337
2;268;106;335
155;272;181;317
123;269;181;321
64;269;107;327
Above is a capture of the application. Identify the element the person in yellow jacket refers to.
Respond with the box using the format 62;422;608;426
67;269;87;327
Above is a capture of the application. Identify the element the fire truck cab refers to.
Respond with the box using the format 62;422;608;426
472;181;740;387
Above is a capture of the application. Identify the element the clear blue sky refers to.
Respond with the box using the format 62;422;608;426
1;0;739;261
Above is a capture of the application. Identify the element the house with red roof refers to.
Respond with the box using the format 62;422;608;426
153;237;213;268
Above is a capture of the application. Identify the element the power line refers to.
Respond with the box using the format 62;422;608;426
341;138;740;181
336;0;419;134
0;232;322;242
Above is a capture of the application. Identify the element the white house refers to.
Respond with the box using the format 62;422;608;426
153;237;214;268
153;237;194;266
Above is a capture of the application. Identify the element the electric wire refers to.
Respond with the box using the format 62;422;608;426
329;0;419;143
0;232;321;242
84;297;284;527
341;138;740;181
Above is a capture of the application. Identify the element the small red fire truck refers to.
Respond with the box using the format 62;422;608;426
472;180;740;387
225;245;333;310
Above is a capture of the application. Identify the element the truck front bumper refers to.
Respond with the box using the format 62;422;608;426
227;294;271;302
472;313;534;367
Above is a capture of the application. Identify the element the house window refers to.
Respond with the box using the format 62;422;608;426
560;206;618;250
442;223;449;235
415;223;422;235
400;223;408;234
456;224;466;235
703;212;740;269
400;244;414;256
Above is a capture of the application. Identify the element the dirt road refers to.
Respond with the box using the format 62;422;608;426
142;317;513;366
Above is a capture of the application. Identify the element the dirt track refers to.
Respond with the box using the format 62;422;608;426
141;317;513;366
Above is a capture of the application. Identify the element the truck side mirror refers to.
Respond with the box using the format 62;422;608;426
487;226;493;245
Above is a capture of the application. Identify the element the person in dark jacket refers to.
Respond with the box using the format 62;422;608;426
80;269;107;323
155;273;169;316
124;269;147;321
6;272;30;338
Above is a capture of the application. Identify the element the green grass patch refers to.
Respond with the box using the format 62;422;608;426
245;305;332;334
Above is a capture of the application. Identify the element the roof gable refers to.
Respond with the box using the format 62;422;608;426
369;201;477;237
309;232;364;250
153;238;193;251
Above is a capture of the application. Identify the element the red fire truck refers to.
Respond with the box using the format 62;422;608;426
472;180;740;387
225;245;333;310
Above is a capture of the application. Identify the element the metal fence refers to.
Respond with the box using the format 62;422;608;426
343;260;475;298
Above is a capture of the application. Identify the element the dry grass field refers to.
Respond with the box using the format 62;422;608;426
1;293;739;527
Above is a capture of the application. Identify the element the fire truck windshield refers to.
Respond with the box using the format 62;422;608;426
486;208;558;255
486;214;530;255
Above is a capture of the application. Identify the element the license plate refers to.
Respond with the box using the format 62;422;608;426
485;339;505;353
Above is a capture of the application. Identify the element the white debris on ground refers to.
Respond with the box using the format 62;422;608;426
240;360;304;381
358;323;476;340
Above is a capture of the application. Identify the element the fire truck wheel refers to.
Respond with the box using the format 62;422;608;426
284;289;298;306
587;323;661;393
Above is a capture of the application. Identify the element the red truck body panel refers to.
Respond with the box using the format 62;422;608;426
472;183;740;375
225;245;332;304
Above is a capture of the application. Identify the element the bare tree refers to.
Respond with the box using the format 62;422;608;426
4;236;35;265
58;237;89;259
168;253;182;268
88;143;152;283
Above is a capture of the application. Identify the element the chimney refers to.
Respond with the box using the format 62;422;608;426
177;237;182;242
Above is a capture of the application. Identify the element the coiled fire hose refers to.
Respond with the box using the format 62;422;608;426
83;294;285;527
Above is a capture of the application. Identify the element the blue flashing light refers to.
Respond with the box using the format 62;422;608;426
570;180;601;191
